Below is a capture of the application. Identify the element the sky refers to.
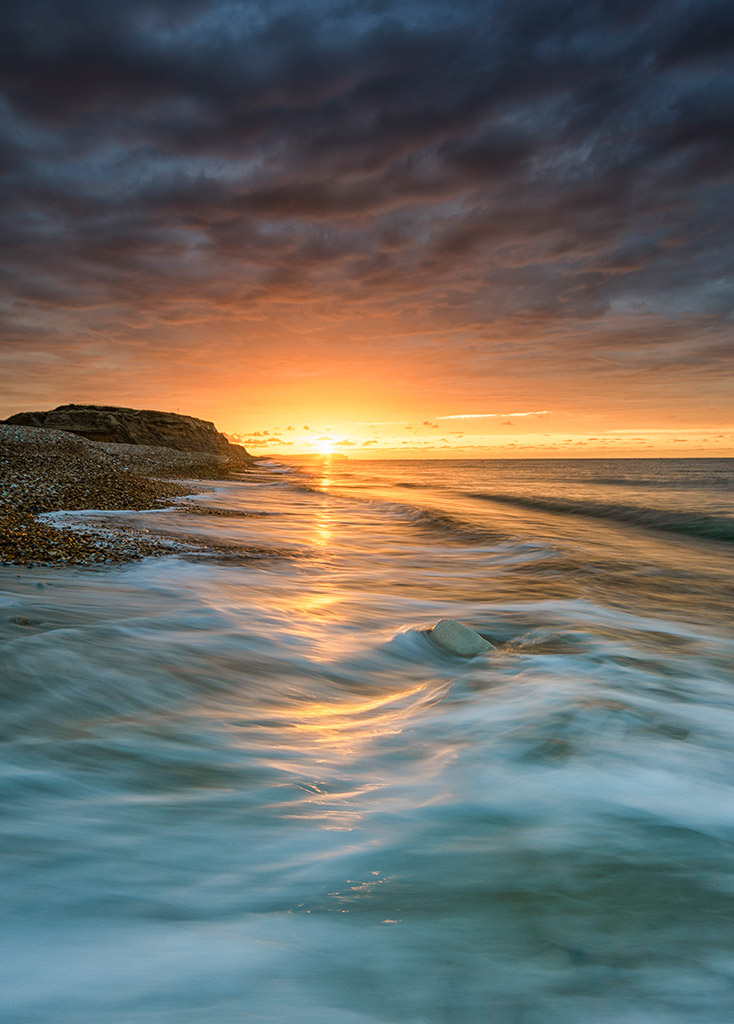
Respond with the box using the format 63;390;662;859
0;0;732;457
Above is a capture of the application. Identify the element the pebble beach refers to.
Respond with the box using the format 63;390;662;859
0;424;251;566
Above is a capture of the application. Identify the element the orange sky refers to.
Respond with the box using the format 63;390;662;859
1;1;732;458
3;307;730;458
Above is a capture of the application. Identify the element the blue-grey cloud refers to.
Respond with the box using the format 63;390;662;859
0;0;732;413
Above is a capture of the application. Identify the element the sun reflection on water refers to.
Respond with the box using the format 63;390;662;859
293;684;427;732
259;683;433;830
312;456;334;548
318;455;333;489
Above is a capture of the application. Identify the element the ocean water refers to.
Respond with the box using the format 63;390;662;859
1;457;733;1023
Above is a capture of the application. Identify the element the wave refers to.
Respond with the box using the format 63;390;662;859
374;499;502;545
272;471;499;545
466;491;734;542
254;459;298;474
587;473;734;490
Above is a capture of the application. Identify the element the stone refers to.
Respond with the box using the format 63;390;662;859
429;619;495;656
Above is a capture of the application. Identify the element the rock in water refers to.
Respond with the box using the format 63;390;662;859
430;619;495;656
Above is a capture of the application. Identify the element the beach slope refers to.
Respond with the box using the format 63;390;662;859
0;424;253;566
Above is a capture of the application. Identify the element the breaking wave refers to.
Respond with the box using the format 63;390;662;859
467;491;734;542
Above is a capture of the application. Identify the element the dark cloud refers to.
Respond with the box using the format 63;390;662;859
657;1;734;67
0;0;732;416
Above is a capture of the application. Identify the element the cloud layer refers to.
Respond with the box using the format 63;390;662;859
0;0;732;428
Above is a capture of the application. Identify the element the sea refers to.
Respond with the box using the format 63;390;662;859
1;457;733;1024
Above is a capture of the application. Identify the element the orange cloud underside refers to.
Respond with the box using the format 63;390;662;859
2;308;732;458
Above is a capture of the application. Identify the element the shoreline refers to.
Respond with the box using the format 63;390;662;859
0;424;256;567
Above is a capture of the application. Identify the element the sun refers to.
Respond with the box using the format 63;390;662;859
315;438;335;456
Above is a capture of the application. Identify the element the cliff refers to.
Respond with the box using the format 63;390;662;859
4;404;252;460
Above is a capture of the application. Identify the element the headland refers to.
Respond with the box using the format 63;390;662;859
0;406;255;567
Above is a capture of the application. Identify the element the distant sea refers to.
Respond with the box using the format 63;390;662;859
2;458;733;1023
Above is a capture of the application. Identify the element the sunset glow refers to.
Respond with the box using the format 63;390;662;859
229;423;734;459
0;0;731;457
314;438;336;456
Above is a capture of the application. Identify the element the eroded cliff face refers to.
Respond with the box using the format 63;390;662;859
4;405;252;458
